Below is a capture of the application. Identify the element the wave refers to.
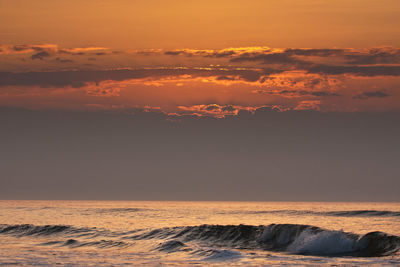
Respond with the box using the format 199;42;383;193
2;223;399;257
0;224;77;236
197;249;242;261
221;209;400;218
93;208;146;214
40;238;130;248
260;224;400;257
129;224;400;257
0;224;109;238
63;239;130;248
325;210;400;217
156;240;187;252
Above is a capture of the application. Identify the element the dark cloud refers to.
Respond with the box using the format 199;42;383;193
164;49;237;58
310;91;341;97
31;51;51;60
221;105;236;112
230;52;309;67
161;47;400;76
227;49;400;76
12;45;30;52
345;48;400;65
205;50;236;58
0;68;264;88
353;90;390;100
255;89;341;97
284;48;346;57
55;57;74;63
216;76;235;81
164;50;184;56
164;47;400;66
307;65;400;76
58;49;85;56
253;106;281;115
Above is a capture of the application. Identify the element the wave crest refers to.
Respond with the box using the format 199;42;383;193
2;223;399;257
130;223;400;257
0;224;73;236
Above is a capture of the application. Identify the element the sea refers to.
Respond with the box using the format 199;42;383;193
0;201;399;266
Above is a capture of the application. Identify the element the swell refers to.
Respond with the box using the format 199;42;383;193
40;238;131;248
93;208;146;214
131;224;400;257
0;224;114;239
325;210;400;217
0;224;80;236
220;209;400;218
0;224;130;249
1;223;399;257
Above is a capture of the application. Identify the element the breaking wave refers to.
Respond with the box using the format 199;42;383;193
130;224;400;257
1;223;399;257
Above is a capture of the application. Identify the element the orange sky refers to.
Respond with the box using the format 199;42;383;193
1;1;400;202
1;0;400;116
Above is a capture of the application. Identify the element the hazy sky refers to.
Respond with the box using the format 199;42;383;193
0;0;399;201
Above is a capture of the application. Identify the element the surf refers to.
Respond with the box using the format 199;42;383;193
2;223;399;257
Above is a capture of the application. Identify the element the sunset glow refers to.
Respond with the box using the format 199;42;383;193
1;1;400;266
1;0;400;116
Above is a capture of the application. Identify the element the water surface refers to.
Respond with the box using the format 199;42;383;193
0;201;399;266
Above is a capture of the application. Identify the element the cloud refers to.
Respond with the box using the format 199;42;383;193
0;44;399;114
221;105;236;112
0;44;108;59
55;57;74;63
163;46;400;66
163;47;273;58
294;100;321;111
344;47;400;65
307;65;400;77
0;67;265;88
230;52;309;67
2;45;400;79
161;46;400;76
284;48;346;57
177;104;259;118
254;89;341;98
216;76;236;81
352;90;390;100
31;51;51;60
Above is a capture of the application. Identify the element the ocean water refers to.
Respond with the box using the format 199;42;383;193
0;201;399;266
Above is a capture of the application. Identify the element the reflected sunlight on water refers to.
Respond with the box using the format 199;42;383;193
0;201;399;266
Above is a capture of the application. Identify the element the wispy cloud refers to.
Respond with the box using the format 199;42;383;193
352;90;390;100
0;44;399;113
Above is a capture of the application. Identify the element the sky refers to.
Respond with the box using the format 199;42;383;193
0;0;399;201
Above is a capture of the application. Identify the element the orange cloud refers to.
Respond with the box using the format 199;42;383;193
0;44;399;113
294;100;321;111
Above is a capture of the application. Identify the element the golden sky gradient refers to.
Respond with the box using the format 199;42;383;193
2;0;400;49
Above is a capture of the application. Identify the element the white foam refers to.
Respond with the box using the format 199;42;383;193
204;250;242;261
287;229;357;255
